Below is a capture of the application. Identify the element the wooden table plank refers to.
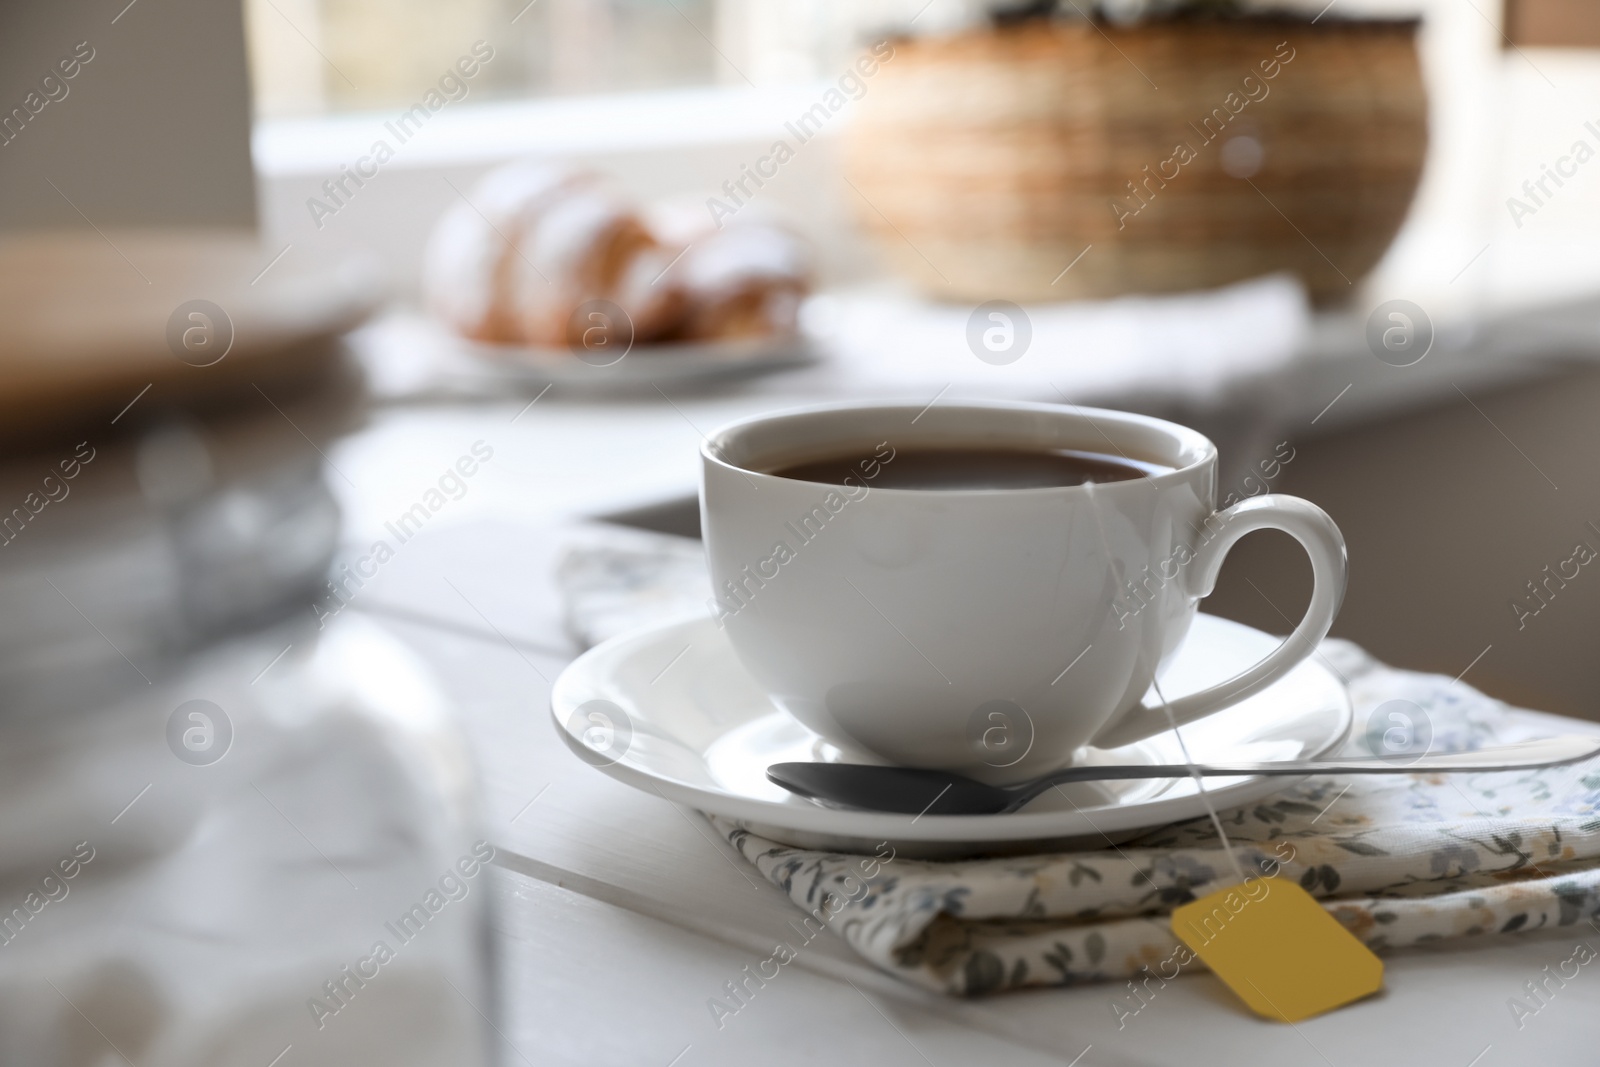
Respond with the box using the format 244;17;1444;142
487;864;1104;1067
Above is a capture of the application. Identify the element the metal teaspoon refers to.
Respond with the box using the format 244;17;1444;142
765;736;1600;816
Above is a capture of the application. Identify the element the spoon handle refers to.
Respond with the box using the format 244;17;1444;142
1010;736;1600;809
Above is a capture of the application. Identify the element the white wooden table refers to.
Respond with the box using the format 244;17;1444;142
325;379;1599;1067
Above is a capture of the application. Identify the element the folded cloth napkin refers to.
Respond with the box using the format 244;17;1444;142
558;530;1600;996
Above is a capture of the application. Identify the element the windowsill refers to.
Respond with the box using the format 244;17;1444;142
252;82;835;177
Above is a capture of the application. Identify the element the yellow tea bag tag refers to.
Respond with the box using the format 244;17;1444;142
1171;877;1383;1022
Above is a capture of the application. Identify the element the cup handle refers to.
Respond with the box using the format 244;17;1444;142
1088;494;1347;751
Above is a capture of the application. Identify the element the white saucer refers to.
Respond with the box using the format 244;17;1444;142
550;613;1351;858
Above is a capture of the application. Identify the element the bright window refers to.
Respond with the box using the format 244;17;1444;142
243;0;907;118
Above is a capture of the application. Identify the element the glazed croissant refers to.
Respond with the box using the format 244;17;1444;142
425;162;809;349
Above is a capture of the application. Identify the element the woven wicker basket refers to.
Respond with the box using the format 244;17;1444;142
843;18;1427;303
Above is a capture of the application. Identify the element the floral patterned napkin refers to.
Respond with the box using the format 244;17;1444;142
559;530;1600;996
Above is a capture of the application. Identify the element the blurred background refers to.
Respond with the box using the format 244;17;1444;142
241;0;1600;308
5;0;1600;1062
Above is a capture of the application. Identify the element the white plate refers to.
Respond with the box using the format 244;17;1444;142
442;323;815;393
550;613;1351;858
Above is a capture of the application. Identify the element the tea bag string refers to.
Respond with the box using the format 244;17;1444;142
1081;481;1249;886
1149;676;1249;884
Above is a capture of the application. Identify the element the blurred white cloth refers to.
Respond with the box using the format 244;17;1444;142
0;615;490;1067
796;273;1311;404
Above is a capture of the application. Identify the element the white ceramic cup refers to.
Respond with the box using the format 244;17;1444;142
700;401;1346;781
